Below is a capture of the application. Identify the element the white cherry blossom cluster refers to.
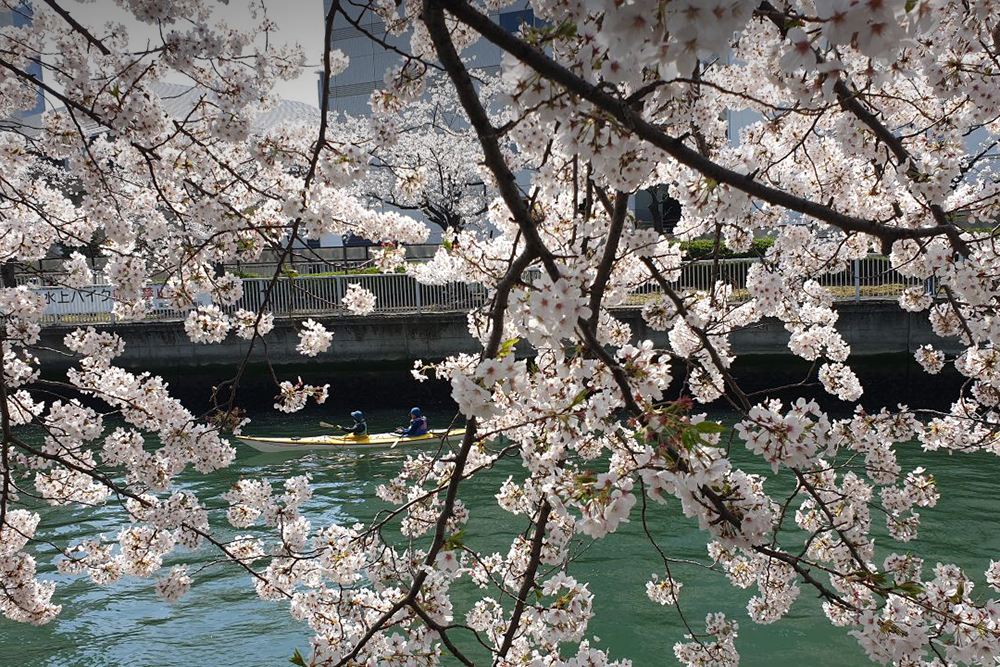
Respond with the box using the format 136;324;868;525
646;572;683;606
818;362;864;402
674;613;740;667
184;306;231;344
274;377;329;413
341;283;377;315
915;344;946;374
154;566;193;603
231;309;275;340
735;399;833;472
61;252;94;288
295;319;332;357
372;244;407;272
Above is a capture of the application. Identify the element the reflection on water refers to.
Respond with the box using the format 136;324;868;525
5;386;997;666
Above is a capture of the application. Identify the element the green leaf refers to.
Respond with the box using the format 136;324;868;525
290;649;308;667
555;19;577;39
681;430;698;451
694;421;726;434
498;337;520;359
444;530;466;551
568;388;590;409
905;0;918;11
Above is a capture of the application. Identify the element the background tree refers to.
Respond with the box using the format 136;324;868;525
333;70;515;239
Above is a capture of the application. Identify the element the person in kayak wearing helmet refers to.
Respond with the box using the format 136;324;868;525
396;407;428;437
338;411;367;436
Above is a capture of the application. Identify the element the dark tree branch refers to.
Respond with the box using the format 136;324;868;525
641;257;752;411
587;192;628;333
408;600;476;666
495;500;552;662
41;0;111;55
422;0;559;281
434;0;964;252
753;1;969;257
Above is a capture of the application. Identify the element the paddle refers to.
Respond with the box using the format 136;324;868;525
390;426;437;449
319;421;343;431
390;430;406;448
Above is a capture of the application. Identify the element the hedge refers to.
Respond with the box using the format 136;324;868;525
680;237;775;259
236;266;407;279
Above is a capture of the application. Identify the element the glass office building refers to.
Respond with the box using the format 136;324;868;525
319;1;539;116
0;2;44;120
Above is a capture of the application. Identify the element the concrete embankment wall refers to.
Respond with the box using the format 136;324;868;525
633;302;960;357
35;302;961;371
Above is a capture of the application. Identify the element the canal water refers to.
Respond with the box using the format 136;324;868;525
3;365;996;666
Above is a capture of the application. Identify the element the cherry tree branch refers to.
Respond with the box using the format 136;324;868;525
433;0;963;251
495;499;552;661
41;0;111;56
640;256;752;411
422;0;559;282
753;1;969;257
407;600;476;666
587;192;628;332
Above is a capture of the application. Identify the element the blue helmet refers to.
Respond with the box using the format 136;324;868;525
351;410;364;421
410;407;422;417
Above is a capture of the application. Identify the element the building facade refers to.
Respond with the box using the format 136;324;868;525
0;2;44;121
319;1;685;242
319;1;537;116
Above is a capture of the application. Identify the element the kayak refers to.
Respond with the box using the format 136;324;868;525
235;428;467;453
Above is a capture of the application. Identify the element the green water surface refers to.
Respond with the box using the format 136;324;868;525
3;408;999;666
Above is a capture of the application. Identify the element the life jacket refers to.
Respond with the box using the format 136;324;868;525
411;415;428;435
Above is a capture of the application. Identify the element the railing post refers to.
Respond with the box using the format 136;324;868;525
853;259;860;303
334;275;344;315
415;277;422;314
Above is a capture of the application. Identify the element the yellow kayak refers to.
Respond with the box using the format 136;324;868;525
235;428;466;453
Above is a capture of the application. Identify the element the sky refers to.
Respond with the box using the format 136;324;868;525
64;0;326;107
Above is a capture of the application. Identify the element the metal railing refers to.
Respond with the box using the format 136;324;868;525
626;255;929;306
36;274;490;325
14;244;445;286
35;255;926;326
225;243;443;278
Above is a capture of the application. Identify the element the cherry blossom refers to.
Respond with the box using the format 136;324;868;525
184;306;231;344
341;283;376;316
295;319;333;357
6;0;1000;665
154;565;193;603
274;377;329;413
646;572;683;606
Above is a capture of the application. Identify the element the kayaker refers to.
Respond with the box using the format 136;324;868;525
339;410;367;436
396;407;428;436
